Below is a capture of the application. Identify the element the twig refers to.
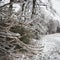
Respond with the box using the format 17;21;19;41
0;3;10;8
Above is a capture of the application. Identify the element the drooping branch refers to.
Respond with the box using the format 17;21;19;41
0;0;13;8
0;3;10;8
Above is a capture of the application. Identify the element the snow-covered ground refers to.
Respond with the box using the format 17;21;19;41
41;33;60;60
11;33;60;60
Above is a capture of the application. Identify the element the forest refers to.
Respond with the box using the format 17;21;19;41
0;0;60;60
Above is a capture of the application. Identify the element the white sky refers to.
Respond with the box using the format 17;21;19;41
51;0;60;22
51;0;60;17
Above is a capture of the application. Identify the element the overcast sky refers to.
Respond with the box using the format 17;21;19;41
51;0;60;16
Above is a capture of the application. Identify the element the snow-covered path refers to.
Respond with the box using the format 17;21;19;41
41;33;60;60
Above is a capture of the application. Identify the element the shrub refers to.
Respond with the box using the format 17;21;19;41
10;25;34;44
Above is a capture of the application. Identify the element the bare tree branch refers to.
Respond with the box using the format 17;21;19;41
0;3;10;8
